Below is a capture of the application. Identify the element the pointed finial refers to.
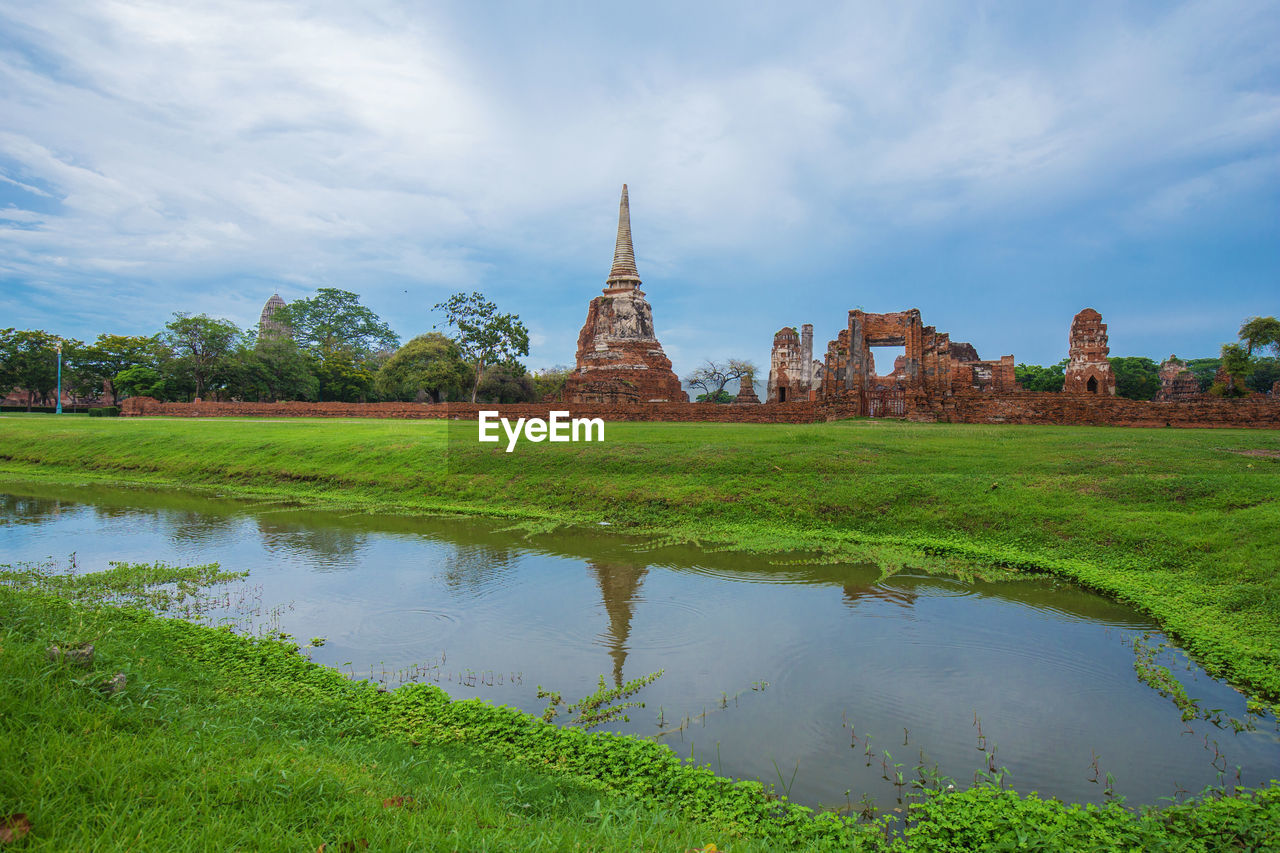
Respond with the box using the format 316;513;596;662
607;184;641;287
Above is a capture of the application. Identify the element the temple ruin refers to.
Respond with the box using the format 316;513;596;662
1063;308;1115;395
734;372;761;404
1156;356;1201;402
563;186;688;405
766;324;815;402
768;308;1015;415
258;293;290;341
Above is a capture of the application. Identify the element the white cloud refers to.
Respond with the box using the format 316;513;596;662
0;0;1275;364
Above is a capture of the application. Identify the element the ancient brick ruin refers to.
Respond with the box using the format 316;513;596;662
734;372;761;404
563;186;688;404
257;293;290;341
1155;356;1201;402
769;308;1016;415
1063;308;1116;395
766;324;817;402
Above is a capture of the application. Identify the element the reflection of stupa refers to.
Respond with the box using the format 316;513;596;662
589;561;648;686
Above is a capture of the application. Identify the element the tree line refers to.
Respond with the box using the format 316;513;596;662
1015;317;1280;399
0;289;569;410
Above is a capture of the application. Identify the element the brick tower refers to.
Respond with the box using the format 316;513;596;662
1063;308;1116;395
563;185;688;404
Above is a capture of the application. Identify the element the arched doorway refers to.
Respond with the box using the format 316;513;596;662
1087;376;1098;393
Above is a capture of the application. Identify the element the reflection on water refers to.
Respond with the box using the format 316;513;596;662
2;481;1277;812
591;561;647;687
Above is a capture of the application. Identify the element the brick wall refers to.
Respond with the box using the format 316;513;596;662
119;397;828;424
118;395;1280;429
936;392;1280;428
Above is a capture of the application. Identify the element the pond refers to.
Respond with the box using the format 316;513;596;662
2;482;1276;812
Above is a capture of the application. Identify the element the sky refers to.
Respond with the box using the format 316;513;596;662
1;0;1277;377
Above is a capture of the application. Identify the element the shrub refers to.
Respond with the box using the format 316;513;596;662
88;406;120;417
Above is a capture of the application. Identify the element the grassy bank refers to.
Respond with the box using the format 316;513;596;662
0;414;1277;715
4;561;1277;851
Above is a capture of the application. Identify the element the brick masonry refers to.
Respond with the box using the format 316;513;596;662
120;394;1280;428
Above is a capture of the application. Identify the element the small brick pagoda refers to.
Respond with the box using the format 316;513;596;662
1156;356;1201;401
563;186;688;404
1063;308;1116;395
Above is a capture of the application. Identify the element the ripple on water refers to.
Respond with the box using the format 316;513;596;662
347;608;461;649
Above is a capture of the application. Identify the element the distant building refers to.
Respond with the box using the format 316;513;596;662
258;293;291;341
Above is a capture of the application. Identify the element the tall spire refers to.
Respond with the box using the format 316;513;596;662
606;184;641;288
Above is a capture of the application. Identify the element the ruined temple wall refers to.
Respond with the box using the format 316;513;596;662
120;396;828;423
936;392;1280;428
120;395;1280;428
952;356;1018;393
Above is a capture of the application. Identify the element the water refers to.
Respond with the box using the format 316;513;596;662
2;483;1276;811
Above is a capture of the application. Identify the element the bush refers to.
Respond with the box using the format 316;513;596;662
88;406;120;417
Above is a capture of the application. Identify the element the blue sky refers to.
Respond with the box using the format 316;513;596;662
1;0;1276;376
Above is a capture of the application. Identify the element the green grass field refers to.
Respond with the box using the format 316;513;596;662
1;415;1277;706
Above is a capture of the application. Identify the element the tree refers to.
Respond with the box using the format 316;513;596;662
531;366;572;402
433;292;530;403
1211;343;1254;397
685;359;754;402
316;353;375;402
163;314;241;400
0;329;69;410
1108;356;1161;401
274;288;399;361
1239;316;1280;357
77;334;164;404
1014;360;1067;392
223;334;319;402
375;333;470;402
477;362;537;403
113;366;170;400
1247;357;1280;395
1184;357;1221;392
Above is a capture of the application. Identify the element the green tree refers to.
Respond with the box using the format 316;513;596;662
1014;360;1067;392
1211;343;1254;397
433;292;530;403
223;335;320;402
477;362;537;403
531;366;573;402
1247;357;1280;395
274;288;399;361
1108;356;1161;401
113;366;171;400
1184;357;1221;392
77;334;164;404
163;314;241;400
0;329;70;410
695;389;735;403
1238;316;1280;356
316;353;375;402
375;333;470;402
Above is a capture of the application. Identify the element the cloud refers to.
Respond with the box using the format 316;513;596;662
0;0;1275;368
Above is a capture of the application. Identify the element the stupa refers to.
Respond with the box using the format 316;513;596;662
258;293;291;340
563;186;688;404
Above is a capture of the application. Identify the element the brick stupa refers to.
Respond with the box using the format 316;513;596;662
1156;356;1200;401
1063;308;1116;395
563;185;688;404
